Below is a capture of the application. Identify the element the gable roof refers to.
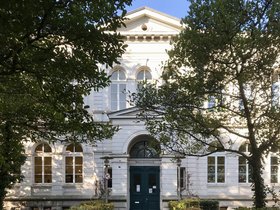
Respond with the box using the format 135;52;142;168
126;6;181;27
108;107;141;119
118;7;182;36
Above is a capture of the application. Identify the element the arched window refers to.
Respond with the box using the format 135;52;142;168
129;136;160;158
238;142;252;183
34;143;52;183
136;68;152;81
65;143;83;183
136;67;152;91
110;67;127;110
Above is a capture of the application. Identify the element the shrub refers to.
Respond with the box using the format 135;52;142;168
169;199;220;210
235;208;279;210
199;200;219;210
70;200;114;210
185;199;200;208
169;200;186;210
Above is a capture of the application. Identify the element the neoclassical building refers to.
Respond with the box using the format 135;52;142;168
4;7;280;210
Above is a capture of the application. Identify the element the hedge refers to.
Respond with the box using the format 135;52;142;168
169;199;219;210
234;208;279;210
70;200;114;210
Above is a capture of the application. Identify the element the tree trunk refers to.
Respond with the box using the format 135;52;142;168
250;154;266;208
0;183;6;210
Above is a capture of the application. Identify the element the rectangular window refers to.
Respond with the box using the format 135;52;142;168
34;157;52;183
75;157;83;183
238;156;252;183
180;167;186;190
34;157;42;183
107;167;112;188
65;156;83;183
272;80;280;107
110;84;126;110
65;157;73;183
44;157;52;183
271;156;278;183
207;156;225;183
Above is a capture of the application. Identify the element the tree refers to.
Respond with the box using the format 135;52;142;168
0;0;131;208
132;0;280;208
0;122;26;209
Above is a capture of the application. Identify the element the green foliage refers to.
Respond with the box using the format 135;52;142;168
0;0;131;209
0;122;26;209
133;0;280;209
199;200;219;210
169;198;219;210
0;0;132;143
169;200;188;210
70;200;114;210
234;208;279;210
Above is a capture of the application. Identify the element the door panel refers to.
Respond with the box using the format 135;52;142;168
130;166;160;210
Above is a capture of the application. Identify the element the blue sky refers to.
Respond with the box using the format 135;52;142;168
126;0;190;19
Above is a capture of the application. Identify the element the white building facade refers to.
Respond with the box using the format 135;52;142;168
4;7;280;210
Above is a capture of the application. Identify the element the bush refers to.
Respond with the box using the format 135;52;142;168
199;200;219;210
169;199;201;210
169;200;186;210
169;199;220;210
70;200;114;210
185;199;200;208
235;208;279;210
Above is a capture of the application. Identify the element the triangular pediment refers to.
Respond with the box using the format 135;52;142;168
118;7;182;36
108;107;142;119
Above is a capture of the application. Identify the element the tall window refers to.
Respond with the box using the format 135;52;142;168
34;143;52;183
272;73;280;107
270;146;279;183
110;67;126;111
136;67;152;91
238;142;252;183
207;88;223;110
65;143;83;183
271;156;278;183
107;167;112;188
179;167;186;190
207;156;225;183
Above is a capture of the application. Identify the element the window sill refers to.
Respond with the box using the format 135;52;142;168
207;183;227;187
62;183;83;189
32;184;52;187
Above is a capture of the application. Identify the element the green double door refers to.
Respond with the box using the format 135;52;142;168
130;166;160;210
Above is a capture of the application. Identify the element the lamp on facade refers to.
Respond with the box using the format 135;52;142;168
100;156;113;203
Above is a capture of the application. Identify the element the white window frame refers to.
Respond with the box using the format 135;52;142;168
34;143;52;184
207;156;225;183
272;74;280;107
136;68;152;91
271;155;279;183
238;143;252;184
110;69;127;111
65;144;83;184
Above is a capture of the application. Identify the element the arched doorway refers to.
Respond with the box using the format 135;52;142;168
128;135;160;210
